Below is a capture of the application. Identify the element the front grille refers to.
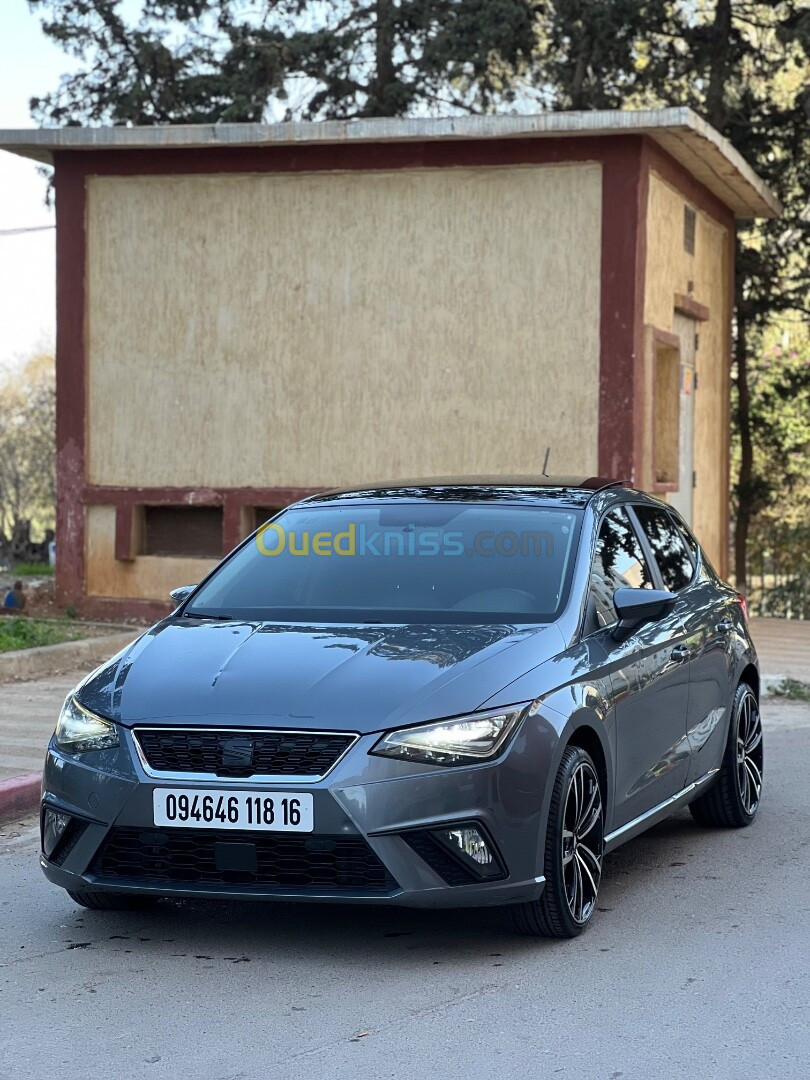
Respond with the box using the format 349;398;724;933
92;827;398;893
134;728;356;778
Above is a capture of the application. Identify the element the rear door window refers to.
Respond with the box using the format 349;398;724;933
589;508;655;627
670;514;700;569
633;505;694;592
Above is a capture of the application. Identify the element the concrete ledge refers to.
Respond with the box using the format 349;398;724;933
0;772;41;823
0;631;137;683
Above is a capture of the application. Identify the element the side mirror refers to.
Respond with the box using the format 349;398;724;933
170;584;197;607
612;587;676;641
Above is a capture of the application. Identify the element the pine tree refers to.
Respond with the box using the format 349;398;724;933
28;0;539;125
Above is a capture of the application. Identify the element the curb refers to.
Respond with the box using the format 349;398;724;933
0;631;137;684
0;772;41;823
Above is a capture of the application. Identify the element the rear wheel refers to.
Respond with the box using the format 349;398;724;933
689;682;763;829
66;890;157;911
511;746;604;939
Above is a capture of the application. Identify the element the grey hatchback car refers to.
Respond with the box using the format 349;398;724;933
41;478;762;938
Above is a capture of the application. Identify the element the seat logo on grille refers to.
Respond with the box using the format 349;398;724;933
218;736;255;769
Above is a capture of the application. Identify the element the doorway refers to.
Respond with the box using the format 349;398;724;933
669;312;697;523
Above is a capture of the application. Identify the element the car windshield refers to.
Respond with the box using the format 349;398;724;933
185;502;583;624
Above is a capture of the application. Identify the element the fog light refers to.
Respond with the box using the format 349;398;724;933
445;827;492;865
42;808;71;859
431;824;505;881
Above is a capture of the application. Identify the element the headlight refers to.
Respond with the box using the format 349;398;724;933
370;707;524;767
55;696;119;753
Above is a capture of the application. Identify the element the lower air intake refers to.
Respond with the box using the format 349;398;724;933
91;827;398;893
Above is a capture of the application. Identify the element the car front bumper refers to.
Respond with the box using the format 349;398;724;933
40;719;558;909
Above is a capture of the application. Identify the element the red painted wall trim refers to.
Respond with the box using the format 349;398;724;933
93;485;322;563
597;140;646;481
77;595;172;623
114;503;135;561
651;327;682;351
221;495;243;556
56;136;629;178
674;293;710;322
85;485;321;506
648;325;682;495
54;158;87;605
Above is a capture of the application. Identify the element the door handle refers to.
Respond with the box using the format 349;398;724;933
670;644;690;663
716;620;734;633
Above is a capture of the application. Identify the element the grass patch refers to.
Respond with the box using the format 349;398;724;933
11;563;54;577
0;617;87;654
772;678;810;702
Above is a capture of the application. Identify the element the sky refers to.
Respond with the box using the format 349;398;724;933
0;1;73;377
0;0;285;380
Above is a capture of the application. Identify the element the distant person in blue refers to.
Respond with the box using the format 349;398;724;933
2;581;26;612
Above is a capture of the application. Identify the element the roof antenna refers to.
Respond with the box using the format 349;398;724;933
541;447;550;477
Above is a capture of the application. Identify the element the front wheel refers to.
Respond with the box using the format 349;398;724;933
511;746;604;939
689;681;763;829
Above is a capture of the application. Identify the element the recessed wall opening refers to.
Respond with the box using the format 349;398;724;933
683;205;696;255
653;339;681;490
253;507;284;531
142;506;223;558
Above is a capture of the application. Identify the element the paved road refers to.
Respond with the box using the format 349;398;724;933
0;670;84;781
748;617;810;683
1;700;808;1080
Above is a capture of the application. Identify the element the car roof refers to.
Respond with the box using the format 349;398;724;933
304;476;631;509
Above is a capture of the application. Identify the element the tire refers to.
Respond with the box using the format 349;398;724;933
511;745;604;939
689;681;763;829
66;889;157;911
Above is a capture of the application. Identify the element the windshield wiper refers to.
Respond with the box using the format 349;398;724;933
181;611;233;621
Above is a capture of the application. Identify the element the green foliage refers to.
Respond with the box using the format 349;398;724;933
739;333;810;616
749;340;810;497
770;677;810;701
28;0;539;123
0;354;56;560
536;0;672;109
11;563;54;577
0;617;87;654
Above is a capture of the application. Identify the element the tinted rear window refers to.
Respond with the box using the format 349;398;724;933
633;505;694;592
186;502;582;624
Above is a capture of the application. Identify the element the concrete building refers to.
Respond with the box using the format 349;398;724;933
0;108;778;618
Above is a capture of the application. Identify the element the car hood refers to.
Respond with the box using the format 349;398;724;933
76;618;565;733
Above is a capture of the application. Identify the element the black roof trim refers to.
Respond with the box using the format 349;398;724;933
303;476;631;506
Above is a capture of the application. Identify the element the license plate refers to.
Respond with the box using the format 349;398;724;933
153;788;313;832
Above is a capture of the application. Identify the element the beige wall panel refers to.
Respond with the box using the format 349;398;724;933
643;171;730;571
86;164;603;489
85;505;217;600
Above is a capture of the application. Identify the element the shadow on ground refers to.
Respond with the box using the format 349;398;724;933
51;807;731;964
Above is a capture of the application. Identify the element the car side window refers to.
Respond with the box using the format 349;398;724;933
670;514;701;570
633;505;694;592
589;508;654;629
